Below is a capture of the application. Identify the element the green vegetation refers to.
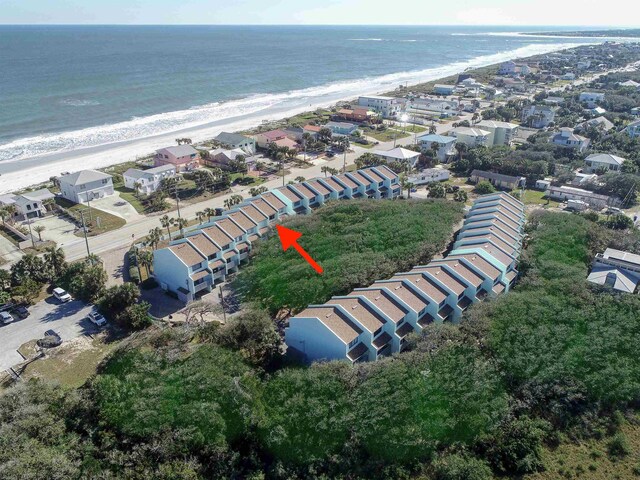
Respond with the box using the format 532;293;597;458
235;199;464;314
55;197;126;236
114;185;146;213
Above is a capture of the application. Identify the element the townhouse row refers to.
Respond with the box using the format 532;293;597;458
153;166;401;302
285;192;525;363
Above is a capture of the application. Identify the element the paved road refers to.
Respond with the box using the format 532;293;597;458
0;298;96;370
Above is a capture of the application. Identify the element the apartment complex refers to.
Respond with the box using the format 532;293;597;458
286;192;525;363
153;166;401;303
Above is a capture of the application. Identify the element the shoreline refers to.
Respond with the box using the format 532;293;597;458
0;40;598;194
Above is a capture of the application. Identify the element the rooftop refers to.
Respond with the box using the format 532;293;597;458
329;297;386;333
169;242;206;267
59;170;112;186
349;289;408;324
296;306;362;344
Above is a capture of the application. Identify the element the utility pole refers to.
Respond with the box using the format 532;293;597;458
218;285;227;323
281;157;285;186
79;210;91;257
174;183;181;219
343;148;347;173
85;193;93;225
26;219;35;248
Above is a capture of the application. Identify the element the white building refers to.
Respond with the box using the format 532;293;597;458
416;134;457;163
450;127;491;147
123;164;177;195
357;95;405;118
551;128;590;152
475;120;519;146
579;92;605;108
584;153;626;174
409;168;450;186
522;105;557;128
372;147;421;169
0;188;55;221
58;170;114;204
546;185;620;208
587;248;640;293
433;84;456;95
576;116;614;133
627;120;640;138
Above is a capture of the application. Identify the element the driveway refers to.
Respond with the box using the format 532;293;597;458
0;298;96;371
90;191;143;222
0;233;22;265
28;215;79;249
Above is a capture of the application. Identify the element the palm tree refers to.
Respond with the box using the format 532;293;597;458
472;113;480;124
196;211;206;224
294;176;306;183
429;123;437;135
33;224;45;242
139;250;154;277
0;207;7;226
405;181;415;199
204;207;216;223
43;246;66;279
175;217;188;236
146;227;162;250
86;253;101;266
3;205;16;224
42;197;55;212
454;142;467;161
160;215;174;240
255;161;266;177
133;181;142;198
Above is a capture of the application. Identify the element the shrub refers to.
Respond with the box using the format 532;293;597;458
128;265;140;284
474;181;495;194
608;433;630;458
433;453;493;480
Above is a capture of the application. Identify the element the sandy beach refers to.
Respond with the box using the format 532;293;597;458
0;41;591;194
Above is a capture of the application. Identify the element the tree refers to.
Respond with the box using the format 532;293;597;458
146;227;162;250
474;181;496;194
602;213;634;230
99;282;141;321
0;269;10;291
196;211;206;224
33;224;45;242
321;166;338;177
132;181;142;197
294;176;306;183
138;250;154;276
204;207;216;223
122;301;152;329
249;186;268;197
43;246;67;280
160;215;174;240
11;253;48;286
428;182;447;198
455;142;468;161
454;190;469;203
318;127;332;143
175;217;188;236
223;194;243;210
429;123;438;134
12;278;40;305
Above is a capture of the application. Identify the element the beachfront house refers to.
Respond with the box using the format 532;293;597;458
433;84;456;95
409;168;450;186
206;148;258;171
450;127;491;147
334;107;371;123
627;120;640;139
521;105;557;128
579;92;605;108
325;121;358;136
372;147;421;169
576;116;615;133
416;134;457;163
58;170;114;204
358;95;405;118
154;145;200;172
213;132;256;154
123;164;177;195
475;120;519;146
255;129;298;150
0;188;55;221
551;128;590;152
584;153;626;174
470;170;525;191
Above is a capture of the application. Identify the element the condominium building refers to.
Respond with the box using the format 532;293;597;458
153;166;400;302
285;192;525;363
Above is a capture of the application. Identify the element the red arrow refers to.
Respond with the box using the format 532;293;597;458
276;225;323;275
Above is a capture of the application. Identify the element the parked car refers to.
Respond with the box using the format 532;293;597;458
13;305;29;319
87;311;107;327
53;287;71;303
0;311;14;325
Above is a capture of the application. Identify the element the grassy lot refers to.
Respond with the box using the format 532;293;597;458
526;418;640;480
55;198;126;237
114;186;146;214
20;334;121;389
519;188;560;208
0;226;20;246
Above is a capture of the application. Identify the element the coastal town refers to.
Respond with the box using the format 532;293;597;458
2;9;640;477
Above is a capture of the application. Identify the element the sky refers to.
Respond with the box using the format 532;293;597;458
1;0;638;26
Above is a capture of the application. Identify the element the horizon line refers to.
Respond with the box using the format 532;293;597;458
0;23;638;28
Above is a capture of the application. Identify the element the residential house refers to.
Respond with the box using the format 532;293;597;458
627;120;640;138
469;170;526;190
334;107;370;123
551;128;590;152
358;96;405;118
543;96;565;106
587;248;640;293
285;192;525;363
475;120;519;146
579;92;605;108
255;129;298;151
325;121;358;136
372;147;421;169
213;132;256;154
586;106;607;116
450;127;491;147
409;168;450;186
576;116;615;133
154;145;200;172
522;105;557;128
546;185;620;208
302;124;323;138
571;172;598;186
416;134;457;163
123;164;177;195
562;72;576;81
58;170;114;204
0;188;55;221
206;148;258;171
584;153;626;173
433;84;456;95
631;107;640;116
619;80;640;89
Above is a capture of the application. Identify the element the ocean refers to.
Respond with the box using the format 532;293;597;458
0;25;605;171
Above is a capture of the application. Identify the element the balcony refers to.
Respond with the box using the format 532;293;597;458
372;331;392;351
347;343;368;363
457;296;473;310
438;304;454;322
417;312;435;329
396;322;414;338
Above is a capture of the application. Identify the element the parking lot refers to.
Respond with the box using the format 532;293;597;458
0;297;97;371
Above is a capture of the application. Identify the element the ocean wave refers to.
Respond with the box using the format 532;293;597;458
0;40;590;164
59;99;102;107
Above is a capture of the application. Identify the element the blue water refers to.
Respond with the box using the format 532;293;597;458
0;25;602;163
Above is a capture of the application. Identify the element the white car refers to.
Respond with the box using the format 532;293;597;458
88;311;107;327
0;311;14;325
52;287;71;303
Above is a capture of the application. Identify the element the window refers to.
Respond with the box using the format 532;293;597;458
235;236;242;242
373;327;382;337
439;300;445;308
26;204;31;211
396;319;404;329
348;337;359;348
